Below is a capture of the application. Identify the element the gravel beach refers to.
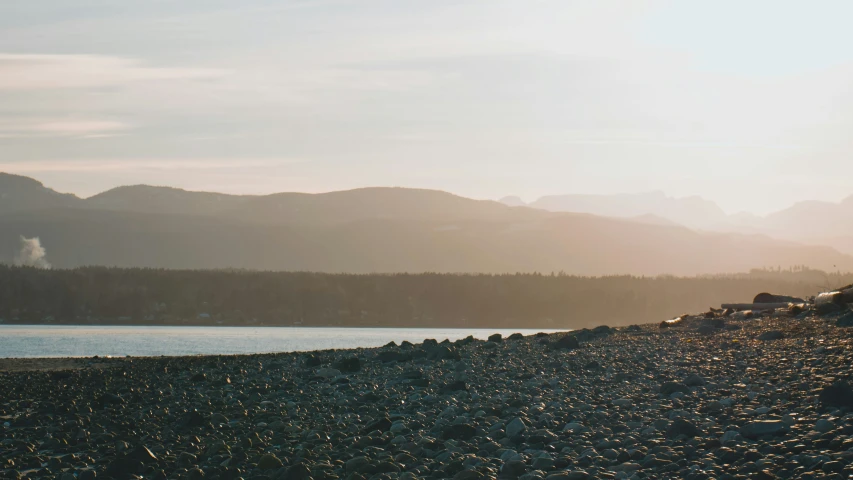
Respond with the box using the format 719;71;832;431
2;307;853;479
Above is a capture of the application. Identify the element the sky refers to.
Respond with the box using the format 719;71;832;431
2;0;853;215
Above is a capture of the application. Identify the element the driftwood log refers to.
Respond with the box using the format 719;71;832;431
721;303;790;311
815;288;853;307
753;292;805;304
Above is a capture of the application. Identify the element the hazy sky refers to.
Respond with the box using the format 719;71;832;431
2;0;853;214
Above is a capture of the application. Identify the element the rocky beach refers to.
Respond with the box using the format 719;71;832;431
2;301;853;480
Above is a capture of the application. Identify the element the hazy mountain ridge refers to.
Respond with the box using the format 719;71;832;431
503;190;853;255
0;173;82;214
524;191;728;230
2;172;853;274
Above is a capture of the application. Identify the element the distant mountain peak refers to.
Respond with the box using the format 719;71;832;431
499;196;527;207
0;171;81;214
526;191;726;229
0;172;46;189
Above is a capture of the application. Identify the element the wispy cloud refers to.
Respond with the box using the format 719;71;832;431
0;158;308;173
0;118;131;138
0;54;224;90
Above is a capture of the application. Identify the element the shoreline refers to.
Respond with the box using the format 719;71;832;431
2;307;853;479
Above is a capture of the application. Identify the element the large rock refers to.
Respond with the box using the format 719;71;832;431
836;312;853;327
552;335;580;350
284;463;313;480
362;416;392;434
506;418;527;438
499;459;527;480
666;418;700;438
442;423;477;440
757;330;785;341
258;453;284;470
333;356;361;373
819;381;853;408
375;350;412;363
660;382;690;396
741;420;787;439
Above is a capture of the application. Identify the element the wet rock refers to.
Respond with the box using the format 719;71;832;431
363;416;392;433
284;462;313;480
181;409;206;428
333;356;361;373
499;459;527;480
258;453;284;470
78;470;96;480
757;330;785;341
666;418;700;438
304;353;322;367
741;421;787;439
442;423;477;440
813;419;835;433
696;325;716;335
427;345;460;361
659;382;690;396
819;381;853;408
376;350;412;363
552;335;579;350
506;418;527;438
836;311;853;327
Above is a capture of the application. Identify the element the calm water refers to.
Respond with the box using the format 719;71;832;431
0;325;561;358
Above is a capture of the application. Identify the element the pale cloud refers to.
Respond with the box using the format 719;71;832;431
0;54;224;90
0;118;130;137
0;158;308;173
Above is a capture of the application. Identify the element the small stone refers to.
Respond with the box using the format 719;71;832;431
553;335;580;350
78;470;96;480
506;418;527;438
757;330;784;341
666;418;700;438
819;381;853;408
333;356;361;373
563;422;583;433
836;311;853;327
659;382;690;396
532;456;554;470
285;463;313;480
258;453;284;470
500;459;527;480
741;420;787;439
316;367;341;378
455;470;485;480
813;419;835;433
346;457;369;471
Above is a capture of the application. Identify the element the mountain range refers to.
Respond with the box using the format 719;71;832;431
2;172;852;275
501;192;853;256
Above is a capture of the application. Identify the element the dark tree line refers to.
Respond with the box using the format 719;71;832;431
0;266;849;328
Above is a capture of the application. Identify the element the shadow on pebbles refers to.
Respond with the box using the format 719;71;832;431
2;313;853;480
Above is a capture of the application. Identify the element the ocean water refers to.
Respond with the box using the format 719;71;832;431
0;325;562;358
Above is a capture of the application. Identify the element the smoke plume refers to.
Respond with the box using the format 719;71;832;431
15;236;51;269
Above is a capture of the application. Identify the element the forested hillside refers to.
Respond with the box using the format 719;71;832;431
0;266;847;329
